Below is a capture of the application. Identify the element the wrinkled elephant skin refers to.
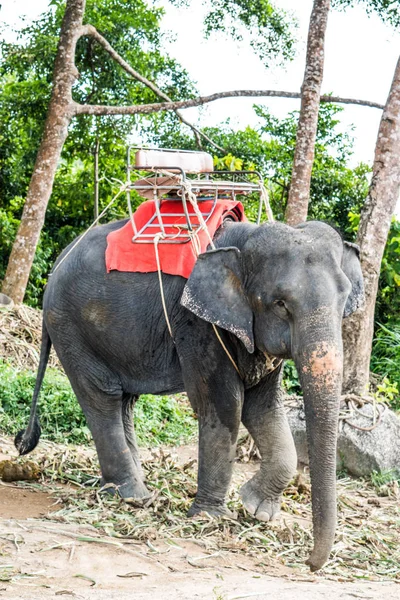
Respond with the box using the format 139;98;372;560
15;220;364;571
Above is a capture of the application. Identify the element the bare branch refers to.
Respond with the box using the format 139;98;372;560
321;96;384;110
79;24;226;152
72;90;385;117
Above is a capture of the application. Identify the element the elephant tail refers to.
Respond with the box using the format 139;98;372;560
14;321;52;455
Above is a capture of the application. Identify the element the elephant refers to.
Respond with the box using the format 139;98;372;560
15;218;364;572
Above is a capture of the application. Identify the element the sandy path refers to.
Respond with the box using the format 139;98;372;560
0;439;398;599
0;496;397;600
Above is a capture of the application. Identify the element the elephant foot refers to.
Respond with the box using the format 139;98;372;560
240;479;281;522
188;499;234;519
100;477;152;505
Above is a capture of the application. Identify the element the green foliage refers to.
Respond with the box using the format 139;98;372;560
374;376;399;407
0;360;197;446
254;103;371;229
332;0;400;28
370;469;400;496
167;0;296;66
375;220;400;325
0;207;54;307
0;361;90;444
135;394;197;446
371;323;400;408
202;0;297;66
282;360;302;396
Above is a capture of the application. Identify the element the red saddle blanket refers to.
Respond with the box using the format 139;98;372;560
106;199;246;279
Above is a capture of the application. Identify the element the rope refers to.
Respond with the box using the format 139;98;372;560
339;394;386;432
259;182;274;222
50;182;130;275
154;233;173;337
212;323;240;375
179;178;216;249
285;393;386;432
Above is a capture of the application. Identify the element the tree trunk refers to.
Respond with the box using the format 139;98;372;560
342;56;400;395
285;0;331;226
1;0;86;304
93;136;100;222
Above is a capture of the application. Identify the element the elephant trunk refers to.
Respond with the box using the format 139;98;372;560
293;310;343;572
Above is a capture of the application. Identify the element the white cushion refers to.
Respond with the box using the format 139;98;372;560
135;149;214;173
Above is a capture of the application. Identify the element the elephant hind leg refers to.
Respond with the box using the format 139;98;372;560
121;393;144;481
67;371;150;502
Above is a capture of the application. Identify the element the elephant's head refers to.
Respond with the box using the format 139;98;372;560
181;221;364;571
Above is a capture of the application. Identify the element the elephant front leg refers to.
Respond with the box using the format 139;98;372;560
176;322;244;518
241;372;297;521
188;406;241;518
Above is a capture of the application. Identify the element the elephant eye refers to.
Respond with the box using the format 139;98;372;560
274;300;286;308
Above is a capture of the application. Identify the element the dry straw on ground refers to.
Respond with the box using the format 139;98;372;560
0;305;60;370
9;442;397;583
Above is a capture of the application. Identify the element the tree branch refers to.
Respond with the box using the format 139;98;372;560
79;24;226;152
320;95;383;109
72;90;385;117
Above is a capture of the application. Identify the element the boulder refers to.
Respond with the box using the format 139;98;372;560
0;293;13;308
285;395;400;477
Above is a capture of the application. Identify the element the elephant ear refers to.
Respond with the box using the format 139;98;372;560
181;247;254;352
342;241;365;317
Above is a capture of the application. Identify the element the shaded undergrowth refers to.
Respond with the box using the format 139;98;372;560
0;360;197;447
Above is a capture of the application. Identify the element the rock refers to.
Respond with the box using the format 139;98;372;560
285;395;400;477
0;293;13;309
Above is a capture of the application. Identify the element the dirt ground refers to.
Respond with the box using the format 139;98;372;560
0;438;398;600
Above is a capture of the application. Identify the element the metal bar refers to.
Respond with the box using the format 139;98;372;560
131;184;260;192
131;178;260;186
132;213;158;241
132;181;260;188
129;165;187;173
136;223;204;229
134;238;193;244
202;194;218;224
133;213;213;219
132;232;195;238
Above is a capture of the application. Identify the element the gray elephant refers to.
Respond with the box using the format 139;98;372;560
16;219;363;571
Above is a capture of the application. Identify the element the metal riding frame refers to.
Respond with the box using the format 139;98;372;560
126;146;267;244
